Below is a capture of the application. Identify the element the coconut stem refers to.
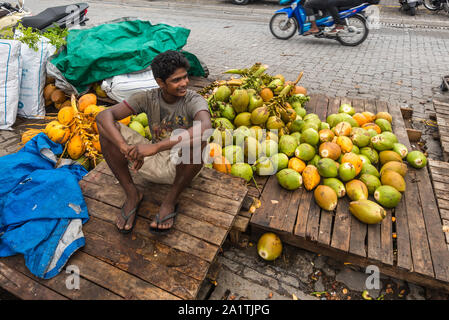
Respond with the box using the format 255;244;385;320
293;71;304;85
251;175;262;197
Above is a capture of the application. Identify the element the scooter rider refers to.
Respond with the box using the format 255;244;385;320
302;0;366;36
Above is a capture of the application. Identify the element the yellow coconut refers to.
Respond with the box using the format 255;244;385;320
67;135;86;159
57;106;75;125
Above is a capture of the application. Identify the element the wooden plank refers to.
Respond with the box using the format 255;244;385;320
306;94;329;242
2;256;122;300
388;102;434;277
82;216;203;299
250;175;293;232
362;99;383;262
69;252;180;300
92;164;245;217
317;96;340;246
414;166;449;282
348;97;368;257
80;179;227;247
293;94;320;238
376;100;394;266
0;261;68;300
330;198;351;252
429;159;449;170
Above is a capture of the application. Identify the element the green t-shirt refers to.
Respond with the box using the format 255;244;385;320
125;88;209;142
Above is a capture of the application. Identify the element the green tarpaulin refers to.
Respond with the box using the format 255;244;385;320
51;20;205;93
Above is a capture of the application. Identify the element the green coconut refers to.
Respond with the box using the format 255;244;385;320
270;153;289;172
279;135;299;157
231;163;253;182
276;168;303;190
214;85;232;102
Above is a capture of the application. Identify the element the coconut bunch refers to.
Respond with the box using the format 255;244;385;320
271;103;427;225
199;63;310;185
21;92;106;170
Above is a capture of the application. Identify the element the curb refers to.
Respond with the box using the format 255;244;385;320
95;0;449;29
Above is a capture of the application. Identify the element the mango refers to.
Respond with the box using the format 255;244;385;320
317;158;339;178
406;150;427;169
380;161;408;177
276;168;303;190
349;199;387;224
314;185;338;211
379;150;403;166
374;185;402;208
323;178;346;198
360;174;382;195
346;179;369;201
381;170;406;192
302;165;321;191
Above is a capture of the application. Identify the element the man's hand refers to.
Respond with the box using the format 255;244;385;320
127;144;159;161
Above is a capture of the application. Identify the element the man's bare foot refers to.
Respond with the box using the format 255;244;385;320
116;189;143;232
149;202;177;231
303;28;320;36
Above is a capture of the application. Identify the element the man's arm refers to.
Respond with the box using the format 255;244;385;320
128;110;212;161
95;101;136;157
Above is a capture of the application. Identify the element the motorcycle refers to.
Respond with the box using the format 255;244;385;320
269;0;378;46
1;0;89;31
423;0;449;12
399;0;423;15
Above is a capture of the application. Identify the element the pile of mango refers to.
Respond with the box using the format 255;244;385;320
200;63;428;225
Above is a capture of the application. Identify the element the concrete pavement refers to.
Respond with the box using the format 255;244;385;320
1;0;449;300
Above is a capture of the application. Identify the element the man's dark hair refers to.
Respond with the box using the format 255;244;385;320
151;50;190;82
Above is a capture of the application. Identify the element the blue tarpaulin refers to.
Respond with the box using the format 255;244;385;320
0;133;89;279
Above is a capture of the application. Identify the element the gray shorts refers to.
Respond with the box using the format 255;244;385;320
118;123;202;185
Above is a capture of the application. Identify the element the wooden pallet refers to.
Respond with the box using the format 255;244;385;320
250;94;449;292
0;161;247;299
434;99;449;162
428;160;449;251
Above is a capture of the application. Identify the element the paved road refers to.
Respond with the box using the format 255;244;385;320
26;0;449;158
2;0;447;300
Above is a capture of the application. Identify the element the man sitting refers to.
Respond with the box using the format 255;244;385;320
96;50;212;235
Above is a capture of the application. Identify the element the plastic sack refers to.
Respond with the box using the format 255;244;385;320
0;39;22;130
101;67;159;102
17;34;56;119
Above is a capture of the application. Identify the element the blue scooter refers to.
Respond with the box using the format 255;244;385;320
270;0;378;46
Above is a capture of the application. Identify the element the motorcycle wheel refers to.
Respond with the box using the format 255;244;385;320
409;6;416;15
232;0;250;4
336;15;369;47
269;12;298;40
423;0;442;10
